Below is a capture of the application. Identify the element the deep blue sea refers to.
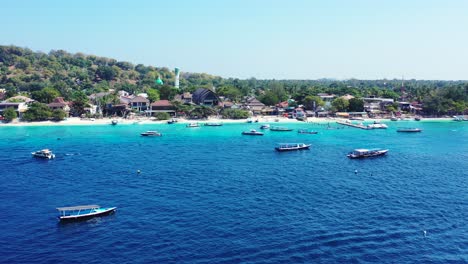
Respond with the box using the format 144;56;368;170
0;120;467;263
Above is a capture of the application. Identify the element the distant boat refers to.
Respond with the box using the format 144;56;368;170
367;122;388;129
141;131;162;137
415;116;422;121
390;117;398;121
56;205;116;221
270;126;293;131
242;129;264;136
204;122;223;126
347;148;388;159
186;123;200;128
111;120;118;125
167;119;178;124
260;124;270;129
397;127;422;132
298;129;318;134
349;117;365;121
275;143;311;152
32;149;55;159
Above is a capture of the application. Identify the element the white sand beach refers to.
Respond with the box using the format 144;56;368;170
0;116;453;127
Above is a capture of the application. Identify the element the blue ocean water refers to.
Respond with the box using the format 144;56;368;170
0;120;467;263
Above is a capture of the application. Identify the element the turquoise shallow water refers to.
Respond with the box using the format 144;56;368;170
0;120;467;263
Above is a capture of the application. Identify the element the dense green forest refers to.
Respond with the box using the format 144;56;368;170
0;45;467;115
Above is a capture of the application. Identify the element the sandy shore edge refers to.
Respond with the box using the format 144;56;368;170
0;117;455;127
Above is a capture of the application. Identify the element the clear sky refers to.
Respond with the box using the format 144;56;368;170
2;0;467;80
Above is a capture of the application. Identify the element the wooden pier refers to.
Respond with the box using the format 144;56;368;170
336;121;370;130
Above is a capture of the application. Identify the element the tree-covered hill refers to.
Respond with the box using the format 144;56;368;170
0;45;467;115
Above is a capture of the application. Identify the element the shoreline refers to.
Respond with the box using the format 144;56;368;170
0;117;456;127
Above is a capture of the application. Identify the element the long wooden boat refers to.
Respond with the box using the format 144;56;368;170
141;130;162;136
347;148;388;159
242;129;264;136
298;129;318;134
57;205;116;221
204;122;223;126
275;143;311;152
397;127;422;132
270;126;293;131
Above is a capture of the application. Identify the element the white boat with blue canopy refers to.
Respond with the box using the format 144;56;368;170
56;205;116;221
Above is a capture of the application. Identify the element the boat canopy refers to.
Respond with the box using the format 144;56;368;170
56;205;100;211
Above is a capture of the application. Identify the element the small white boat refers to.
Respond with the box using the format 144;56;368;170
260;124;270;129
141;131;162;137
242;129;264;136
57;205;116;221
367;123;388;129
111;120;118;125
275;143;311;152
32;149;55;159
186;123;200;128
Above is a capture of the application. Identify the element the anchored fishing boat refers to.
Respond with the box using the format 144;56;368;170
397;127;422;132
275;143;311;152
347;148;388;159
56;205;116;221
242;129;264;136
140;130;162;136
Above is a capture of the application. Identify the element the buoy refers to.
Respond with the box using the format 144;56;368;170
137;170;141;174
423;230;427;237
355;170;358;174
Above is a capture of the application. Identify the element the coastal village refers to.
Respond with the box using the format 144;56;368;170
0;79;429;124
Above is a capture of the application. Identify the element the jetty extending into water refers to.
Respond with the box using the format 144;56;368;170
336;121;370;130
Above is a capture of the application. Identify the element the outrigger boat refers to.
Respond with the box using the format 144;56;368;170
298;129;318;134
270;126;293;131
32;149;55;159
186;123;200;128
397;127;422;132
141;130;162;136
347;148;388;159
242;129;264;136
275;143;311;152
204;122;223;126
56;205;116;221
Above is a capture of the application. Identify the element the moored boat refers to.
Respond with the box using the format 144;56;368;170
141;130;162;136
260;124;270;129
111;120;118;125
397;127;422;132
275;143;311;152
186;123;200;128
298;129;318;134
270;126;293;131
367;123;388;129
167;119;178;124
32;149;55;159
242;129;264;136
347;148;388;159
56;205;116;221
204;122;223;126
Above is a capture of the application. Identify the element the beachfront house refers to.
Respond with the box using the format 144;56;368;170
192;88;219;106
47;97;70;116
0;96;34;119
245;97;265;115
174;92;193;104
317;93;336;109
148;100;176;116
130;96;150;112
363;97;394;114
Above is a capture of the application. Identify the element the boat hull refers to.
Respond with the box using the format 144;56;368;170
347;150;388;159
59;207;116;222
275;145;310;152
242;132;264;136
